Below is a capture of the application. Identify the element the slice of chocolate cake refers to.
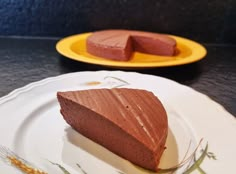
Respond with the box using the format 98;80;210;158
57;88;168;171
86;30;133;61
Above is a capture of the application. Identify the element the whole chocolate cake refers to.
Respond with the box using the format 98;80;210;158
86;30;176;61
57;88;168;171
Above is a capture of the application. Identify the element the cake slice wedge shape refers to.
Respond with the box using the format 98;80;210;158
57;88;168;171
86;30;133;61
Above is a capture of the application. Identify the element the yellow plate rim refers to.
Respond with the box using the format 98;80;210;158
56;33;207;68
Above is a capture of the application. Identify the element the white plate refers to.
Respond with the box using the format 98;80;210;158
0;71;235;174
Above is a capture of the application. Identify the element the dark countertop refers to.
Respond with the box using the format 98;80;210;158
0;37;235;116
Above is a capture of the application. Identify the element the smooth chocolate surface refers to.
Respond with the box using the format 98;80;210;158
57;88;168;171
87;30;133;61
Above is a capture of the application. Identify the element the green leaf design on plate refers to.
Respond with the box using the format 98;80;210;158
206;151;217;160
49;161;71;174
76;163;88;174
183;143;208;174
104;76;129;88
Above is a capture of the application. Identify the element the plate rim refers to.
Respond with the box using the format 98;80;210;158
0;71;236;173
56;32;207;68
0;70;234;119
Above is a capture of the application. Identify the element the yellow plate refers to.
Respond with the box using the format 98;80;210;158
56;33;207;68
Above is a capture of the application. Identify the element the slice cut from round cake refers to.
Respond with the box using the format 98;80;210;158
57;88;168;171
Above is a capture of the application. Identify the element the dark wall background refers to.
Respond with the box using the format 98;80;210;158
0;0;235;44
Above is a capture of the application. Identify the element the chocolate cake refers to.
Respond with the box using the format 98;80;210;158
86;30;176;61
57;88;168;171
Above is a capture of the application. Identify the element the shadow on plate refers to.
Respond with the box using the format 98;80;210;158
61;127;178;174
